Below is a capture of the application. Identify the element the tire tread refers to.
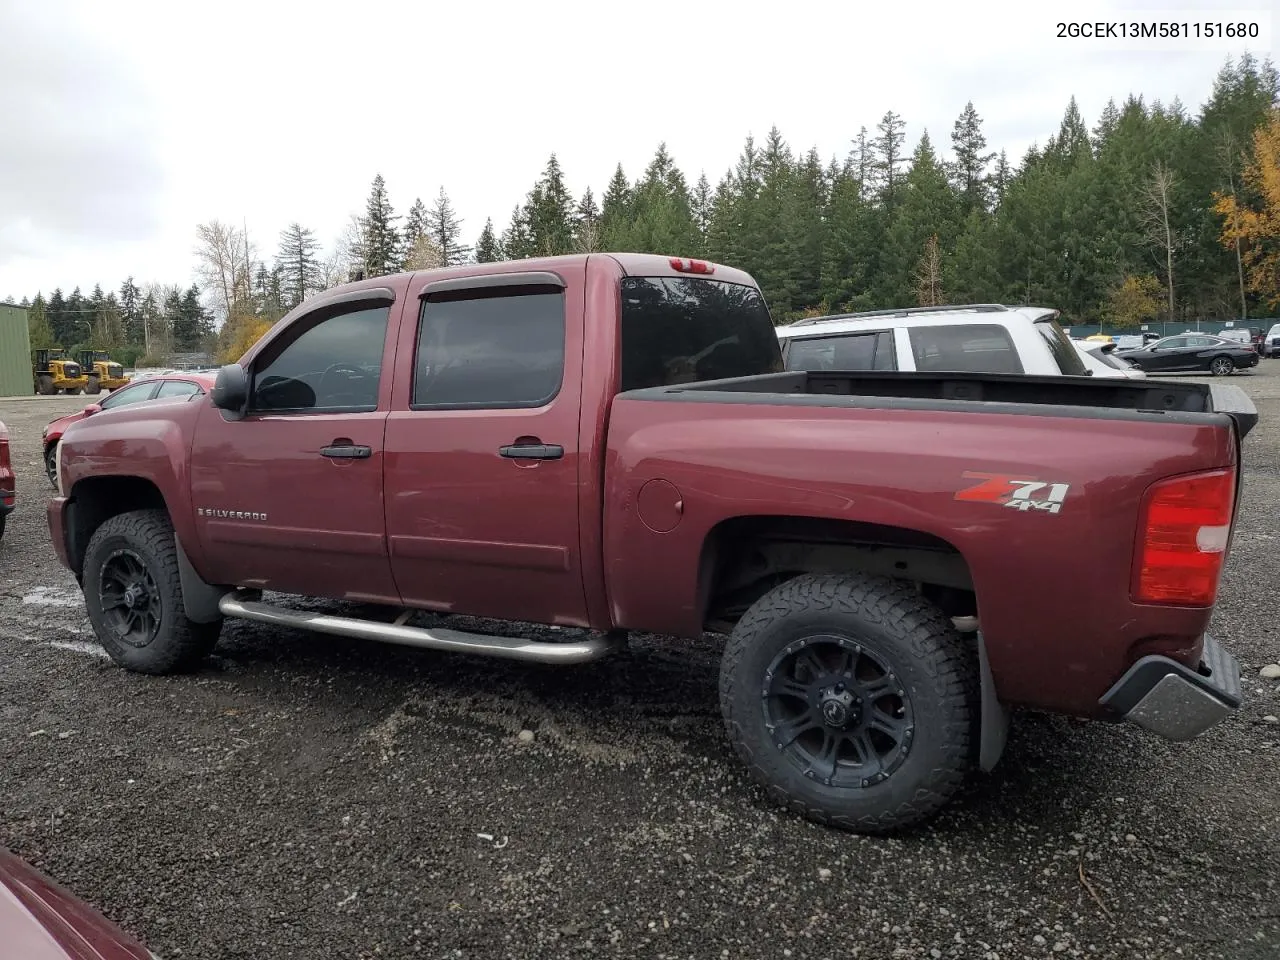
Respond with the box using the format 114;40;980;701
719;573;977;834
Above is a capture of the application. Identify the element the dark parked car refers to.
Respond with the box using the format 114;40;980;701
1119;334;1259;376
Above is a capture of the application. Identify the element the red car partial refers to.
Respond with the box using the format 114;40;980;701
0;846;152;958
0;419;13;540
42;374;214;486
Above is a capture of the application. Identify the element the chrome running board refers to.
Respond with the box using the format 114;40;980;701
217;591;622;664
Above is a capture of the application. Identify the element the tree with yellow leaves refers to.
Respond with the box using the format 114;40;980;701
218;312;276;364
1105;274;1162;329
1214;108;1280;308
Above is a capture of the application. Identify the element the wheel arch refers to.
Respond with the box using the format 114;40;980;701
697;514;1008;772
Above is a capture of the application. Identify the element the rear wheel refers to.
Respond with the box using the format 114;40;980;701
1210;355;1234;376
719;573;977;834
85;375;101;395
83;509;222;674
36;374;54;395
67;385;83;395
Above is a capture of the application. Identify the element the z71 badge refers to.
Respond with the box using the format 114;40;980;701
955;472;1070;515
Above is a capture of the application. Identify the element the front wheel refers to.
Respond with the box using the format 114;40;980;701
85;375;101;395
83;509;222;674
44;443;58;488
1210;355;1234;376
719;573;977;834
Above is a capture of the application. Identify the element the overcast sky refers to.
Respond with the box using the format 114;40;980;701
0;0;1274;303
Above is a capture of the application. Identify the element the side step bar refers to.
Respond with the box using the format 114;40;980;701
217;591;623;665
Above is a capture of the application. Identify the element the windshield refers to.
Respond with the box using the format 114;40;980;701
1034;317;1090;375
619;277;783;391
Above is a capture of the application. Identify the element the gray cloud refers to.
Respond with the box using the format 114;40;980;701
0;8;164;262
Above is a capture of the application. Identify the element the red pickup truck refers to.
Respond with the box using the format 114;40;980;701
48;253;1255;833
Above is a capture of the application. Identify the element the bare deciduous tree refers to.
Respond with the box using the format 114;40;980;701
194;220;256;321
1140;161;1179;322
1214;128;1249;319
913;234;946;306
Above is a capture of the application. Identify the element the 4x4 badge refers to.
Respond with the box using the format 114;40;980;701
955;472;1070;515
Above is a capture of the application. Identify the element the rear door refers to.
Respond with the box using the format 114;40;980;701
189;289;403;604
383;267;589;627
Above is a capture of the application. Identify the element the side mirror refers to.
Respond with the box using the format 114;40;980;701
82;403;102;417
211;364;249;419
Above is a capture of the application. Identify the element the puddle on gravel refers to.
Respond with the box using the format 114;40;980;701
20;586;84;609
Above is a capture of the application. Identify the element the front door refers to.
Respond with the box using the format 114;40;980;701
190;295;402;604
1148;336;1190;371
383;268;588;627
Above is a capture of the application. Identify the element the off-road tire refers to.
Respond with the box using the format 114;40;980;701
1210;355;1234;376
85;375;101;395
44;443;58;488
83;509;221;674
67;386;83;395
36;374;54;395
0;514;6;541
719;573;977;834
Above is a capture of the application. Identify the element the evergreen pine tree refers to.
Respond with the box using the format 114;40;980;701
501;204;533;259
600;164;634;249
574;188;601;253
474;217;502;262
690;173;713;255
428;187;471;264
276;222;322;309
47;288;66;346
118;277;142;346
872;111;908;206
27;294;55;349
880;130;960;305
522;155;575;256
627;143;700;256
359;174;402;276
404;198;428;253
949;101;996;215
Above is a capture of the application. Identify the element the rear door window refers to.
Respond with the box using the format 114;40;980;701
907;323;1024;374
413;287;565;408
785;330;896;372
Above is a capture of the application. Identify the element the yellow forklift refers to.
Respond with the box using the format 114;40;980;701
32;348;89;395
77;350;132;394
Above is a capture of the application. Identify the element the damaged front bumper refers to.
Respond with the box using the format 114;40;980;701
1099;634;1242;742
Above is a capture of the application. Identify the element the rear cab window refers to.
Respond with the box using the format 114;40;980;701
619;277;783;391
907;323;1025;374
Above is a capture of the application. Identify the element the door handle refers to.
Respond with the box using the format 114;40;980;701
498;443;564;460
321;443;372;459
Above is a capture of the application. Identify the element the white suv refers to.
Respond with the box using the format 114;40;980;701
776;304;1136;379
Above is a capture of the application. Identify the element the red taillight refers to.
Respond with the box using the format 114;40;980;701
669;257;715;275
1134;468;1235;606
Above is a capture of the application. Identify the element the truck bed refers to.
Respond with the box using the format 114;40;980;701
622;370;1258;438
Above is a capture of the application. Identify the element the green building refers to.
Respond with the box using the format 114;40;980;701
0;302;32;398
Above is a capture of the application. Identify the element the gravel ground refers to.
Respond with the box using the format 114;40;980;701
1;373;1278;960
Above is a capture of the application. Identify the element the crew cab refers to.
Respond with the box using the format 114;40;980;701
775;304;1116;379
48;253;1256;833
